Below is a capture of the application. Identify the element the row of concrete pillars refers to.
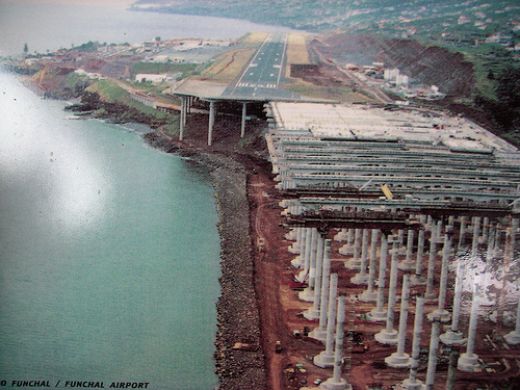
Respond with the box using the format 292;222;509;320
286;214;520;389
178;97;249;146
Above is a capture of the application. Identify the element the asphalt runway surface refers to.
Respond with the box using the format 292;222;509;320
222;33;300;101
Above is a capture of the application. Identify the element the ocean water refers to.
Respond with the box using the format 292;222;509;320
0;0;292;56
0;3;292;388
0;72;221;389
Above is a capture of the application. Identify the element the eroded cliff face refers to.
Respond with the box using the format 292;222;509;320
312;33;475;99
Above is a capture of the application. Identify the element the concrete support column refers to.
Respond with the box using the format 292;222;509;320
398;229;405;251
298;228;317;283
312;234;324;288
426;215;433;230
471;216;481;257
481;216;490;243
183;96;188;127
367;234;388;321
208;101;215;146
504;296;520;345
339;229;355;255
304;236;326;320
486;223;496;260
401;296;425;389
344;228;362;270
446;349;459;390
321;297;353;390
285;227;294;243
359;229;379;301
295;228;312;277
291;228;308;268
334;228;348;242
240;102;247;138
493;224;501;258
375;237;399;344
288;228;302;254
179;96;185;141
441;261;466;345
300;230;321;302
425;320;441;387
512;218;519;254
425;221;439;301
428;230;452;323
435;219;443;244
457;286;481;372
314;274;338;366
385;274;411;367
458;216;467;251
399;229;415;271
351;229;369;284
310;244;332;342
410;229;426;286
448;215;455;227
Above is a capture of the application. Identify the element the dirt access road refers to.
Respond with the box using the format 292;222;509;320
249;171;289;390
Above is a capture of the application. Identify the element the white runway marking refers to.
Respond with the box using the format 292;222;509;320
276;34;288;86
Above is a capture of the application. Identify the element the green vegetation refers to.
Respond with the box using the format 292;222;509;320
463;44;517;101
474;66;520;142
133;0;519;45
65;72;89;89
130;61;197;77
162;118;180;137
87;79;129;102
130;79;169;93
134;0;519;105
86;79;178;127
72;41;100;52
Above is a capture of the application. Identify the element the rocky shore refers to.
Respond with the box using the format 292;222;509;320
147;132;268;390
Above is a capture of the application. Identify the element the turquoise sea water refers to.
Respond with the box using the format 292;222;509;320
0;71;220;389
0;3;291;387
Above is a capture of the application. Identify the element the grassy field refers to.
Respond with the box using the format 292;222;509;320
200;47;256;82
86;79;175;123
196;32;267;83
130;62;197;77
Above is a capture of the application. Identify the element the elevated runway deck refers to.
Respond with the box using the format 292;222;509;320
171;33;331;145
266;101;520;220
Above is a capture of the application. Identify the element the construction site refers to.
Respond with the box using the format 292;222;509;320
165;31;520;389
26;27;520;389
257;101;520;389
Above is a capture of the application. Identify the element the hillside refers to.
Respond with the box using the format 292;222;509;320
131;0;520;46
131;0;520;143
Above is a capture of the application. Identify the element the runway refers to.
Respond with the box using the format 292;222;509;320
222;33;299;100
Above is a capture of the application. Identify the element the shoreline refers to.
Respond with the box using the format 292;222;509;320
11;68;269;389
146;131;268;389
15;64;273;388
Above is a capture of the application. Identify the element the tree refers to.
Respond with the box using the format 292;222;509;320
23;43;28;55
